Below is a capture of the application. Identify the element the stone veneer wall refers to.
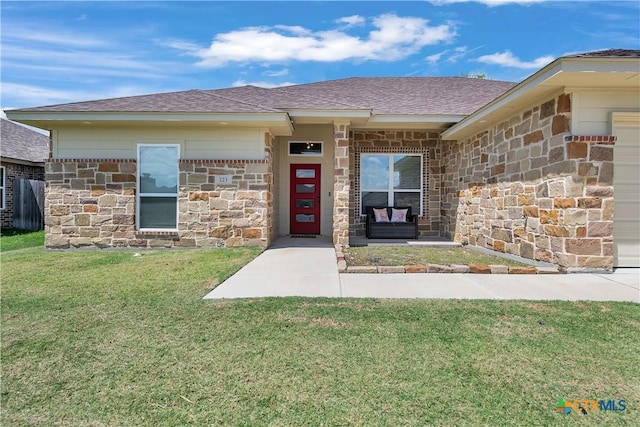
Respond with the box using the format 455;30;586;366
333;123;350;247
0;162;45;229
349;130;441;238
45;156;273;249
442;93;616;270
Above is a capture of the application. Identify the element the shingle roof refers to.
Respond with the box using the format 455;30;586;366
12;77;517;116
567;49;640;58
269;77;517;115
0;119;50;163
14;89;282;113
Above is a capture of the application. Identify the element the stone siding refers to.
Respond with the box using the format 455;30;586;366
442;93;616;270
349;130;441;238
1;162;45;229
45;158;273;249
333;123;350;247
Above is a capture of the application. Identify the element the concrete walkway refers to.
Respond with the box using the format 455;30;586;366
203;237;640;302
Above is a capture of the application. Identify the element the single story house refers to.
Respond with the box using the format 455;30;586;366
0;118;49;230
6;49;640;270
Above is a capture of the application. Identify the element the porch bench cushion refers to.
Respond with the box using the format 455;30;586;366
365;206;418;239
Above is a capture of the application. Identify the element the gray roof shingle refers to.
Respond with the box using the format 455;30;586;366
567;49;640;58
1;119;50;163
11;77;517;116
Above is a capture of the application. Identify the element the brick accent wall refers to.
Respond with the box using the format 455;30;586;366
442;93;616;270
45;158;273;249
1;162;45;229
349;130;441;238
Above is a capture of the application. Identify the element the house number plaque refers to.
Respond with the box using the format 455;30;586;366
215;175;232;184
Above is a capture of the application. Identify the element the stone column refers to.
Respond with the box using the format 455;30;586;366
333;121;350;247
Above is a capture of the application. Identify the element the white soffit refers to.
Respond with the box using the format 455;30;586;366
287;109;371;126
361;114;466;130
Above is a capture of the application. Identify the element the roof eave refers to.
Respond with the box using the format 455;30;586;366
286;109;371;126
1;156;46;167
5;111;295;136
360;114;466;130
442;56;640;140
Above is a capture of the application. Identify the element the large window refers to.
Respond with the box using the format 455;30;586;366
137;145;179;230
0;166;5;210
360;154;422;215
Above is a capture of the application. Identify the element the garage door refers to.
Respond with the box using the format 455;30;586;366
613;113;640;267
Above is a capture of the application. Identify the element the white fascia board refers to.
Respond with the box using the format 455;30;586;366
560;57;640;74
5;111;292;125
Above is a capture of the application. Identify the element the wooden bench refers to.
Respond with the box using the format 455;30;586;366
365;206;418;239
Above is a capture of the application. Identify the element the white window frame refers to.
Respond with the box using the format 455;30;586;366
360;153;423;216
0;166;5;210
288;141;323;156
136;144;180;231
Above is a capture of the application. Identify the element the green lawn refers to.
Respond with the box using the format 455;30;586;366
0;228;44;252
344;245;527;267
2;246;639;426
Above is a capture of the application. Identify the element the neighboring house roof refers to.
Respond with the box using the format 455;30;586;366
0;118;49;165
10;77;516;116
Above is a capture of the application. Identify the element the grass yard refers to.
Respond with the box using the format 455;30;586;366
2;244;639;425
0;228;45;252
344;245;527;267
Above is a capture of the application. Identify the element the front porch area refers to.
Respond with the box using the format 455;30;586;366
348;235;461;248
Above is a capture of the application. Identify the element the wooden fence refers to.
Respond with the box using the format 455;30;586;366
13;179;45;230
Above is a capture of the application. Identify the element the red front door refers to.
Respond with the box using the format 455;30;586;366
290;164;321;234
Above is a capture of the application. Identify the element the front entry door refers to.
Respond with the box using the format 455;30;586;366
290;164;321;234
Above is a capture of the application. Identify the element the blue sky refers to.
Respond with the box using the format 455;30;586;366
1;0;639;112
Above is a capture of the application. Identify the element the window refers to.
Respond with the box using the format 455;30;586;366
289;141;323;156
360;154;422;215
0;166;5;210
137;145;179;230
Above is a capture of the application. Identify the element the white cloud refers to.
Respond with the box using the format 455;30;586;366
4;27;107;48
426;50;448;64
189;14;456;67
476;50;554;69
231;79;297;89
1;82;155;107
264;68;290;77
158;38;202;52
425;45;483;64
1;83;82;106
429;0;545;6
336;15;366;27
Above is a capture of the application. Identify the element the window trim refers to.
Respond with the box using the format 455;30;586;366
0;166;5;210
288;141;323;156
136;144;180;232
360;153;423;216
